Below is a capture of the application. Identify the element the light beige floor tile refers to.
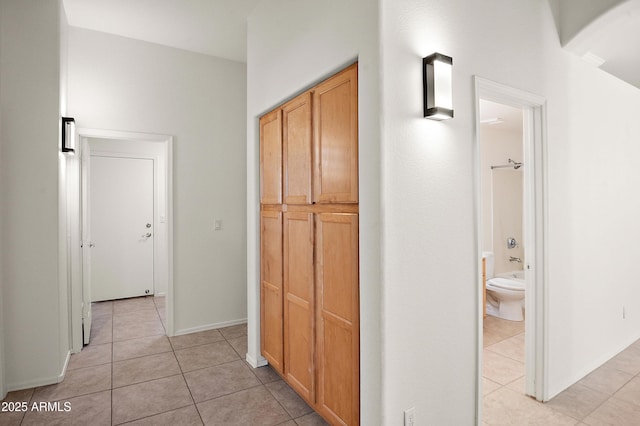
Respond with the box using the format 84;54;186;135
483;387;578;426
0;393;29;425
111;375;193;425
0;411;24;426
22;390;110;426
219;323;247;340
629;339;640;352
483;349;524;385
158;309;166;320
183;359;260;402
483;329;511;347
32;364;111;402
583;397;640;426
277;421;297;426
545;383;609;420
112;296;156;314
613;376;640;407
228;336;248;358
68;343;112;370
113;352;181;388
578;364;633;396
1;388;34;403
250;364;282;384
506;376;526;394
196;386;290;426
113;309;160;326
175;341;239;372
125;404;202;426
484;316;524;337
265;380;313;418
603;347;640;376
91;301;113;318
153;296;165;308
89;317;113;345
169;329;225;351
113;335;172;362
113;318;165;341
483;377;502;397
294;412;329;425
486;333;525;363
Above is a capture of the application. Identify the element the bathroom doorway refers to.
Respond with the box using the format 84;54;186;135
71;128;175;348
474;77;548;414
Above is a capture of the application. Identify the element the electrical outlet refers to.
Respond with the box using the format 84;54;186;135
404;407;416;426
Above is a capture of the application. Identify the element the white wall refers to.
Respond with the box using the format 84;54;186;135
0;0;5;401
67;28;248;334
0;0;69;390
381;0;640;422
246;0;382;422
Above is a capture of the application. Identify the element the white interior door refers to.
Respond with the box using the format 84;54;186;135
89;155;154;302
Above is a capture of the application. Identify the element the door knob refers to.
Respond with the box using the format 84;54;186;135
142;232;152;238
146;223;152;228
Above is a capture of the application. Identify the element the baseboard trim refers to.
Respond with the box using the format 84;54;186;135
58;350;71;383
246;353;269;368
173;318;247;336
7;350;71;392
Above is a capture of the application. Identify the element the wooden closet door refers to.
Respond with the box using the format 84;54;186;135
260;109;282;204
283;92;312;204
316;213;359;426
260;209;284;374
283;211;315;401
313;64;358;204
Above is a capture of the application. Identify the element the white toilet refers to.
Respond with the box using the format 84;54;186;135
483;251;525;321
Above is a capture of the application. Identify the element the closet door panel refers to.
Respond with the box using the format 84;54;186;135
260;210;284;374
313;64;358;204
260;109;282;204
283;211;315;401
283;93;312;204
316;213;359;425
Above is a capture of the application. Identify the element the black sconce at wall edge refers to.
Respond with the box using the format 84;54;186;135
423;53;453;120
62;117;76;154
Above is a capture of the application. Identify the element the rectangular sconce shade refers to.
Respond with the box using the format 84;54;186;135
423;53;453;120
62;117;76;153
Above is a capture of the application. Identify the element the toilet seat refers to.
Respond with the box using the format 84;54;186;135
487;277;524;291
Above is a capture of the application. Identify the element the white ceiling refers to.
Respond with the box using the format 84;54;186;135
63;1;640;87
586;5;640;88
62;0;262;63
479;100;523;134
562;0;640;89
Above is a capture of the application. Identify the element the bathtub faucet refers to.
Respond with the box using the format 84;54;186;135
509;256;522;263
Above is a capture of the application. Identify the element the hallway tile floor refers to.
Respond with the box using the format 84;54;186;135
0;296;327;426
482;315;640;425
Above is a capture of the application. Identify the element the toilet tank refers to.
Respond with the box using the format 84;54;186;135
482;251;495;278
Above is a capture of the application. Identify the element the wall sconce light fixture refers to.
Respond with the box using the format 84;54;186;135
62;117;76;154
423;53;453;120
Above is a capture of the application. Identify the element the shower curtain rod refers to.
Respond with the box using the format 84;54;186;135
491;158;523;170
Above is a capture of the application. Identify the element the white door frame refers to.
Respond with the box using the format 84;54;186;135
474;77;549;414
71;128;174;346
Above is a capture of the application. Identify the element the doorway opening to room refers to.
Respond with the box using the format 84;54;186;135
475;78;548;415
71;129;174;348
